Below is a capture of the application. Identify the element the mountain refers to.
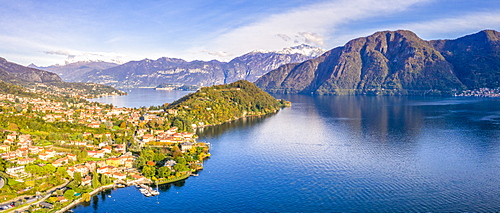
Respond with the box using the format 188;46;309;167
77;44;325;88
430;30;500;89
0;57;125;99
256;30;500;95
30;61;119;82
0;57;62;83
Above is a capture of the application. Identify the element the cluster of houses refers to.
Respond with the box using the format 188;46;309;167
138;127;195;146
65;153;143;186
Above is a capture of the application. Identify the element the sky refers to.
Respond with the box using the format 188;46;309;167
0;0;499;66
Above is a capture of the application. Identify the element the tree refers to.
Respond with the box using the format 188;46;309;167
64;189;75;200
92;173;100;188
174;157;187;165
153;152;166;162
73;172;82;185
173;163;189;172
157;166;171;178
82;193;91;202
141;165;155;178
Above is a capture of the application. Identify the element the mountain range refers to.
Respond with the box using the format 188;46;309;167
256;30;500;95
34;44;325;88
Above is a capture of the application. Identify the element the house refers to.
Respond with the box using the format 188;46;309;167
164;160;176;170
56;196;68;203
6;166;25;177
16;148;29;157
131;174;146;182
45;150;56;158
112;172;126;180
3;139;14;145
28;146;43;154
88;122;101;128
124;159;134;168
38;153;51;161
6;133;17;141
87;150;105;158
52;157;69;167
102;146;112;154
85;161;97;172
67;154;77;161
142;134;154;143
181;142;194;152
17;158;35;165
114;144;125;153
82;175;92;186
106;158;121;167
75;141;87;146
18;134;31;143
96;167;108;174
96;160;107;168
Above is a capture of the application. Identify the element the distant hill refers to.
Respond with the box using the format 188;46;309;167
76;44;325;88
164;80;289;129
430;30;500;89
30;61;119;82
256;30;500;95
0;57;125;99
0;57;62;84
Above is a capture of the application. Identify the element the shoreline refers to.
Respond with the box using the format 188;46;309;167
56;184;115;213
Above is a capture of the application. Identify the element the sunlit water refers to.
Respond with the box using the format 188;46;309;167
76;91;500;212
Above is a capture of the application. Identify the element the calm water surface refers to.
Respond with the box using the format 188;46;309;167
89;88;191;108
76;91;500;212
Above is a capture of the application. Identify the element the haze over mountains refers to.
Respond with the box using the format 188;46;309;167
256;30;500;95
0;57;124;98
34;44;325;88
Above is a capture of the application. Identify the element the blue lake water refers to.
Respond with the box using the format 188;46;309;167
77;90;500;212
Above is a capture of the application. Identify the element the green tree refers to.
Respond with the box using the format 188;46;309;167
74;172;82;184
92;173;100;188
174;157;187;165
64;189;75;200
157;166;171;178
141;165;155;178
173;163;189;172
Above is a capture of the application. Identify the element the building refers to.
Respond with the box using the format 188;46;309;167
6;166;25;177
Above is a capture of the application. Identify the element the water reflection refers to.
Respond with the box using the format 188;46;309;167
196;114;276;139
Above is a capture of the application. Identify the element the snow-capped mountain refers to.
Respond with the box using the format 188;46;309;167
63;52;125;64
77;44;325;88
250;44;325;58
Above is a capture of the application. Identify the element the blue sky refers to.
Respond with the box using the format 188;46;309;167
0;0;499;66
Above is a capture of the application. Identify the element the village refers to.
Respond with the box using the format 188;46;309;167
0;92;210;212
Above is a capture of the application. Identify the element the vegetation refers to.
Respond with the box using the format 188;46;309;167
165;80;289;128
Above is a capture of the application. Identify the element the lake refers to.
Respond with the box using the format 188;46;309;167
77;90;500;212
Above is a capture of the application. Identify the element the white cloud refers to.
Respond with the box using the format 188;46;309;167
201;50;233;58
44;50;127;64
295;32;324;46
402;11;500;39
197;0;429;60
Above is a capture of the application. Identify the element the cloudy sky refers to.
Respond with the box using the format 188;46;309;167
1;0;499;66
